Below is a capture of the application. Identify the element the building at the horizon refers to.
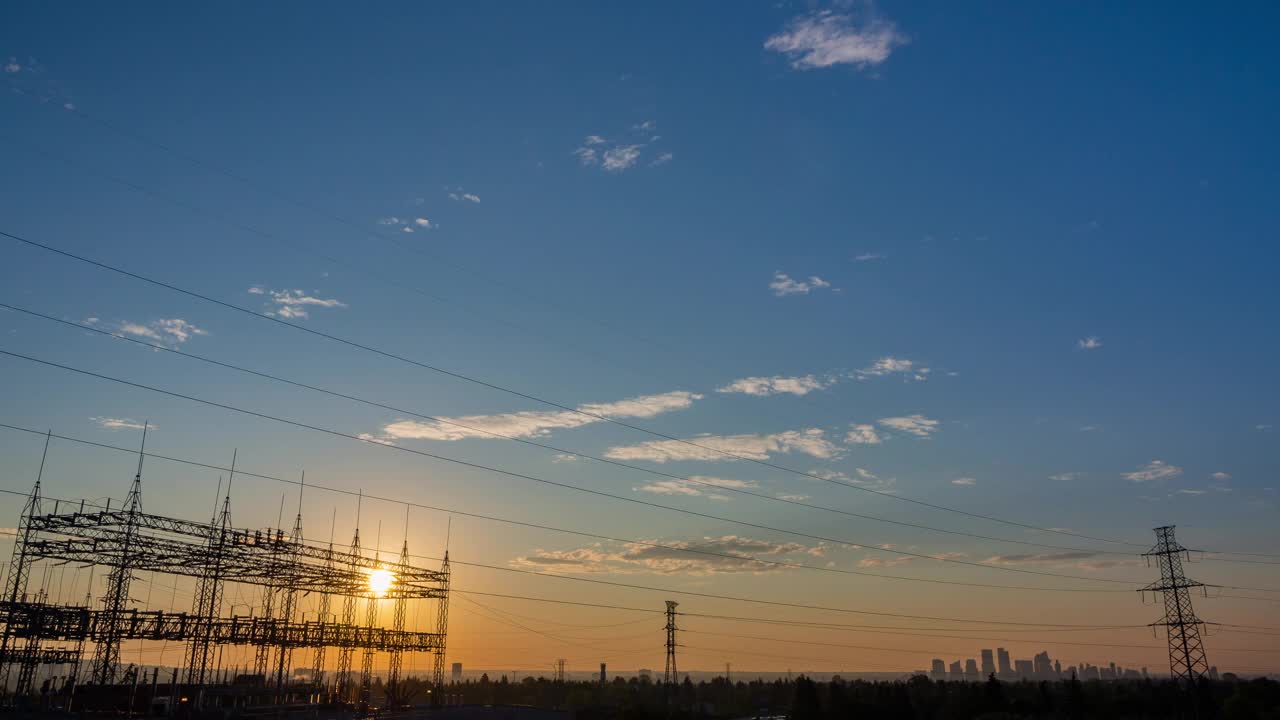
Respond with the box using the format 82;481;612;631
965;659;979;681
452;663;463;684
981;649;995;678
931;659;946;681
997;648;1013;679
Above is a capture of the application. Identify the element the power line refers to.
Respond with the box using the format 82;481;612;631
0;227;1145;549
0;300;1140;560
0;346;1142;589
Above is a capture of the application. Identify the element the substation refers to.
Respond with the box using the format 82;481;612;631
0;446;451;715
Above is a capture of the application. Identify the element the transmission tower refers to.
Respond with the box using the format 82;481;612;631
90;424;148;685
1140;525;1209;681
0;432;49;696
663;600;678;685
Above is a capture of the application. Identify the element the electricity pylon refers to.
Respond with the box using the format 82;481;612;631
1140;525;1209;681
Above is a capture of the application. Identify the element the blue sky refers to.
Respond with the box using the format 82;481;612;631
2;2;1278;673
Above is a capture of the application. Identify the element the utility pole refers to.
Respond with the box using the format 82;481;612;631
1140;526;1209;682
663;601;678;685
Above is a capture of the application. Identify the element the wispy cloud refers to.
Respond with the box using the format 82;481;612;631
606;428;840;464
447;188;481;203
380;391;701;442
951;477;976;486
1123;459;1182;483
1210;471;1231;482
845;424;883;445
717;374;831;397
1049;472;1081;482
634;476;757;501
1176;489;1206;496
377;216;434;233
769;272;833;296
573;122;669;173
765;8;906;71
855;356;930;382
117;318;207;346
1077;336;1103;350
249;287;347;320
552;453;578;463
91;417;151;431
877;414;939;438
514;535;819;576
853;253;885;262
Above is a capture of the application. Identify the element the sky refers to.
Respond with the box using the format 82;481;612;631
1;1;1278;678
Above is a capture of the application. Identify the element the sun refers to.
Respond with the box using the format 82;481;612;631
368;568;395;597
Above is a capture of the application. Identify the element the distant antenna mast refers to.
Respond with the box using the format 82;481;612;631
1140;525;1209;681
664;600;679;685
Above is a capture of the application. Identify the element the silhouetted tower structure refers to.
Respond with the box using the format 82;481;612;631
272;475;306;702
90;425;148;685
432;519;452;693
386;510;411;700
1141;525;1209;681
0;432;50;695
185;459;235;687
334;496;362;701
358;524;382;701
663;600;678;684
311;509;337;695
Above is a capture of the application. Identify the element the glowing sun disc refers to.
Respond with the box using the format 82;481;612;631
369;568;395;596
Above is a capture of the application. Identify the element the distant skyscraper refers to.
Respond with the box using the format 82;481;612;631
600;663;607;685
965;659;979;680
949;660;962;680
997;648;1013;678
1014;659;1033;679
981;649;995;677
1054;659;1062;677
931;658;946;680
451;662;462;684
1033;651;1052;678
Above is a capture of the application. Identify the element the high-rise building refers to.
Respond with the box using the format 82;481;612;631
949;660;963;680
981;649;995;677
1033;651;1052;678
931;658;946;681
1054;659;1062;677
1014;659;1033;679
451;662;463;684
965;659;979;681
997;648;1013;678
600;663;607;685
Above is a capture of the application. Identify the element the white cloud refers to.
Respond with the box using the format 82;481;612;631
552;453;578;463
573;146;598;165
91;417;151;431
1210;471;1230;481
634;476;757;501
378;217;402;225
514;535;819;576
4;59;20;74
1077;336;1103;350
1049;472;1080;482
717;374;829;397
951;477;976;486
877;414;939;438
1257;424;1272;432
651;152;674;167
1176;489;1206;496
250;288;347;320
583;135;607;145
381;390;701;442
845;424;883;445
764;9;906;71
117;318;207;346
769;272;832;296
414;217;434;229
447;189;481;203
854;253;884;262
606;428;840;464
1123;459;1183;483
855;356;929;382
777;494;810;502
633;121;656;132
602;145;643;172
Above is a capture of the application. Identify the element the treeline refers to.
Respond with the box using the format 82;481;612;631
433;673;1279;720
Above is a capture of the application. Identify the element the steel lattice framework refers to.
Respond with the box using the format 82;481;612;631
0;459;449;706
1140;525;1209;682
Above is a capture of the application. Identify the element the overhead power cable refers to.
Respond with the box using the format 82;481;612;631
0;300;1140;559
0;227;1145;549
0;346;1144;589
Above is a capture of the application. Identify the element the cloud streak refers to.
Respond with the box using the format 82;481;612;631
606;428;840;463
380;391;701;442
765;9;906;71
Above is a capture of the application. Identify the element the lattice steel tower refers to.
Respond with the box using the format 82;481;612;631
1140;525;1209;681
663;600;678;684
